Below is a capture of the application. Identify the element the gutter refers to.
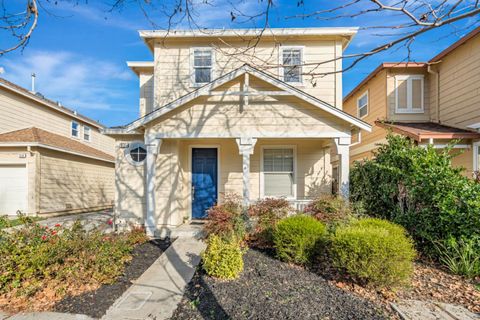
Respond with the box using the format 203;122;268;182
427;65;440;122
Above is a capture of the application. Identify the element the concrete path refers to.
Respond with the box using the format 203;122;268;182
102;237;206;320
391;300;480;320
1;311;93;320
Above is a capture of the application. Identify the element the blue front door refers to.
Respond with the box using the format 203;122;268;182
192;148;218;219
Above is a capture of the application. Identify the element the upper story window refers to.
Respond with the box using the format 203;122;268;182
281;47;303;84
192;48;213;85
262;148;295;198
71;121;79;138
395;75;424;113
357;91;368;118
83;125;91;142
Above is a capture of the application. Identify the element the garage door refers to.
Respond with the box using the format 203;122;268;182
0;164;28;215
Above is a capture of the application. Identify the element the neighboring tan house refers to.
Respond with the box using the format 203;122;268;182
105;27;371;237
0;78;115;216
344;26;480;177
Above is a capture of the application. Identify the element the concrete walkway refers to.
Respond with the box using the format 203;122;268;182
391;300;480;320
1;311;93;320
102;236;206;320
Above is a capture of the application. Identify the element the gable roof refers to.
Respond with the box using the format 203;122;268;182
343;62;427;103
430;26;480;62
376;121;480;141
0;78;105;129
105;64;371;135
0;127;114;163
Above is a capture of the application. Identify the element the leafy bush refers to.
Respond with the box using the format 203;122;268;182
273;215;326;265
248;198;292;246
350;134;480;256
330;218;416;288
304;196;357;225
0;221;148;300
202;234;244;279
204;194;245;239
435;236;480;278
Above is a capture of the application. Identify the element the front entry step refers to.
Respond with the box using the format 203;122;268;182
154;223;205;240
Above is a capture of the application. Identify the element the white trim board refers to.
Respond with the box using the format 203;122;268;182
115;65;371;134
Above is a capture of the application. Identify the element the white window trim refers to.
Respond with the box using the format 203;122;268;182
357;90;368;118
260;145;297;200
71;121;79;138
125;141;147;166
395;75;425;114
83;125;91;142
473;141;480;172
190;47;215;87
279;46;304;85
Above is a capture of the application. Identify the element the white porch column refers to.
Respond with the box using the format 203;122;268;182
145;132;162;237
236;137;258;207
334;137;350;200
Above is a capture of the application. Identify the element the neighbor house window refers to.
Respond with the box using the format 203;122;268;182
263;148;295;198
282;47;303;83
192;48;213;84
357;91;368;118
83;126;91;141
395;75;424;113
71;121;79;137
125;142;147;165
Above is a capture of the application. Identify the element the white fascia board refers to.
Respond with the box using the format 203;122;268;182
0;142;115;163
139;27;359;39
123;64;371;133
126;61;154;76
102;128;142;135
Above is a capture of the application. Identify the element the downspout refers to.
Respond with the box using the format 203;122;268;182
427;65;440;122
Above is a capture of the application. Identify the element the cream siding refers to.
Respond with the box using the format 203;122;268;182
139;72;154;117
153;39;342;109
38;149;114;213
0;87;115;155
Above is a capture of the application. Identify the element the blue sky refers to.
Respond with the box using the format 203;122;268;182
0;1;478;127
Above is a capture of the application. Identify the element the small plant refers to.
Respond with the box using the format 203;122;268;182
330;218;416;288
273;215;326;265
248;198;292;246
202;234;244;279
204;204;245;239
435;236;480;278
304;196;357;225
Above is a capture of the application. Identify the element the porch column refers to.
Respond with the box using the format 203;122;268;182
334;137;350;200
145;132;162;237
236;137;258;207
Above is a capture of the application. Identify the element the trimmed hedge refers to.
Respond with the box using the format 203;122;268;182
330;218;416;288
202;235;244;279
273;215;326;265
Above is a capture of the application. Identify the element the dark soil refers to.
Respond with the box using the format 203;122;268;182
172;249;388;320
53;239;171;318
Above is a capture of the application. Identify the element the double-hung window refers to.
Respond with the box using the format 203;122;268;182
357;91;368;118
262;148;295;198
71;121;79;138
282;47;303;83
192;48;213;85
83;125;91;142
395;75;424;113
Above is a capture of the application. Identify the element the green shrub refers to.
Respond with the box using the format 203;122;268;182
304;196;359;226
435;236;480;278
204;194;245;239
330;218;416;288
350;134;480;257
248;198;292;246
202;234;244;279
273;215;326;265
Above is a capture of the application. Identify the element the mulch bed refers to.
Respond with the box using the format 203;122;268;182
171;249;389;320
53;239;171;318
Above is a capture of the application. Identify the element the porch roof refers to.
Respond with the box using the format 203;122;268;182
376;121;480;141
104;64;372;136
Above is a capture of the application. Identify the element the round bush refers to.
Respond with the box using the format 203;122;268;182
273;215;326;265
202;235;244;279
330;218;416;288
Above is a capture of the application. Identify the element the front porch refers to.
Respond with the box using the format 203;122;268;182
142;137;350;237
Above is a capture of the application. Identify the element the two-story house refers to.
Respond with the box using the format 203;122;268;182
105;28;371;236
344;27;480;176
0;78;115;216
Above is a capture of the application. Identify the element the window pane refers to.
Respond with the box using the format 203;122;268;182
195;68;211;83
71;122;78;137
358;94;368;107
264;173;293;197
284;66;301;83
359;105;367;118
283;49;301;65
194;50;212;67
397;79;408;109
264;149;293;172
130;146;147;162
412;79;423;109
283;49;302;83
